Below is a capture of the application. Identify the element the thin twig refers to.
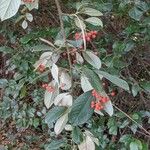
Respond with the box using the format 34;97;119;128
54;0;73;91
113;104;150;136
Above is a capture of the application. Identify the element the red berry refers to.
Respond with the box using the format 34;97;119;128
92;34;96;39
38;64;45;72
63;52;67;56
111;91;116;97
92;89;96;95
101;97;107;103
75;33;80;40
90;101;95;108
79;46;83;49
42;83;48;88
86;37;91;42
93;31;98;35
73;60;77;64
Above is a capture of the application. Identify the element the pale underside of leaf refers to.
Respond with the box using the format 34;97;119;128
81;75;93;92
54;113;68;135
83;51;101;69
60;72;72;90
85;17;103;27
44;80;59;109
82;7;103;16
76;52;84;64
78;135;95;150
0;0;21;21
22;20;28;29
54;93;73;107
51;63;59;83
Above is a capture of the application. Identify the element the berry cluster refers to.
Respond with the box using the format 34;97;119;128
22;0;35;3
91;90;110;111
42;83;55;93
37;64;45;73
75;31;98;42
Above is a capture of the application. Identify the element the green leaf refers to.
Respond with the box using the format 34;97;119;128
132;84;140;97
83;68;104;93
69;91;94;125
72;126;83;144
109;126;117;135
129;7;143;21
140;81;150;92
33;118;40;128
0;79;8;88
119;134;132;144
85;17;103;27
45;106;67;126
130;142;139;150
124;42;135;52
95;70;129;91
74;17;86;29
0;46;13;53
45;139;66;150
31;44;53;52
81;7;103;16
0;0;21;21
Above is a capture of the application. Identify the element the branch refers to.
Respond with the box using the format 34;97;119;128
54;0;73;90
113;104;150;136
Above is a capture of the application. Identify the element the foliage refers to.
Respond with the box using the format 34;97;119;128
0;0;150;149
